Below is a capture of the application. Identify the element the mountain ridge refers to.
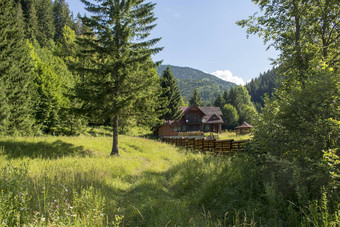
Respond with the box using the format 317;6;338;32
157;65;237;104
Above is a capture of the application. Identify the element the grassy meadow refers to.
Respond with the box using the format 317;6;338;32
0;133;248;226
0;130;337;226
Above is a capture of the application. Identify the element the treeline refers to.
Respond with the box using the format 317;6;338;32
245;68;280;111
213;86;257;129
1;0;86;136
0;0;164;137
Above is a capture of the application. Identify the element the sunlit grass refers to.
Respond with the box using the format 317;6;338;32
1;135;217;226
2;133;327;226
219;131;253;140
206;131;253;141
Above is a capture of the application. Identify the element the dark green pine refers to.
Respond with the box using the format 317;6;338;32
0;0;36;135
26;0;39;41
36;0;55;46
53;0;73;42
213;93;225;108
160;66;183;121
76;0;162;156
189;88;203;107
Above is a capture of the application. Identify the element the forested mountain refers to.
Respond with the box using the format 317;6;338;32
245;68;280;111
157;65;236;105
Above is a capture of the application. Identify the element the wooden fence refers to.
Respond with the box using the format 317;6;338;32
162;137;249;155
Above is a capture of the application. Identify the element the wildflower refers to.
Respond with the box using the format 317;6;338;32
56;205;59;209
69;206;73;210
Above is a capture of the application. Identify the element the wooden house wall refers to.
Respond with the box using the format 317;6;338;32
158;125;178;137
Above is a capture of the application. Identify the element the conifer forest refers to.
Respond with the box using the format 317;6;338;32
0;0;339;226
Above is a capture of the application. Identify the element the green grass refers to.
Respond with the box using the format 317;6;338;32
0;135;223;226
0;134;338;226
206;131;253;141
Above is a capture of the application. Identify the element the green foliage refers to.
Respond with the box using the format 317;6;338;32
159;66;183;121
35;0;55;47
157;65;236;105
213;93;225;108
221;104;239;129
238;1;339;218
245;68;281;111
189;88;203;106
28;42;85;135
253;66;339;162
25;0;39;41
223;86;258;126
53;0;73;42
76;0;162;155
233;86;257;124
0;0;36;136
247;66;340;220
237;0;339;83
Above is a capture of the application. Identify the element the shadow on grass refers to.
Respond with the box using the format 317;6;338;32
0;140;92;159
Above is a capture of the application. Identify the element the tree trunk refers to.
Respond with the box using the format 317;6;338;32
110;115;119;156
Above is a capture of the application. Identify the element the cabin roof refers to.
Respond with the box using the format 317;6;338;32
181;106;223;116
235;122;253;129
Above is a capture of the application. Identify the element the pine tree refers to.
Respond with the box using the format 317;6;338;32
53;0;73;42
26;0;39;41
159;66;182;121
76;0;162;156
213;93;225;108
189;88;203;106
36;0;55;46
0;0;36;135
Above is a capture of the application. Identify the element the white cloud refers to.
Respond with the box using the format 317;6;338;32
211;70;245;85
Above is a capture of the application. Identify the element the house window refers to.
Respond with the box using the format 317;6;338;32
205;124;211;131
170;126;177;131
182;125;186;132
200;124;203;131
177;126;182;132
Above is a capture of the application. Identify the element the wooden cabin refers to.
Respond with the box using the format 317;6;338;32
158;106;224;137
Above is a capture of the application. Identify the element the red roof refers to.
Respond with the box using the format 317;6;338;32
235;122;253;129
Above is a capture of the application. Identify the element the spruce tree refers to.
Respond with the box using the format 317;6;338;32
26;0;39;41
53;0;73;42
76;0;162;156
0;0;35;135
36;0;55;46
159;66;182;121
213;93;225;108
189;88;203;106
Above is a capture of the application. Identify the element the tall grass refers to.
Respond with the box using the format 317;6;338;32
0;135;338;226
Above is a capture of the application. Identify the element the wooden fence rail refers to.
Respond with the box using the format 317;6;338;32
162;137;249;155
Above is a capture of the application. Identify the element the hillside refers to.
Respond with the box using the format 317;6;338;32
158;65;236;104
245;68;281;111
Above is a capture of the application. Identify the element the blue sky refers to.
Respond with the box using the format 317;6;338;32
66;0;278;85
